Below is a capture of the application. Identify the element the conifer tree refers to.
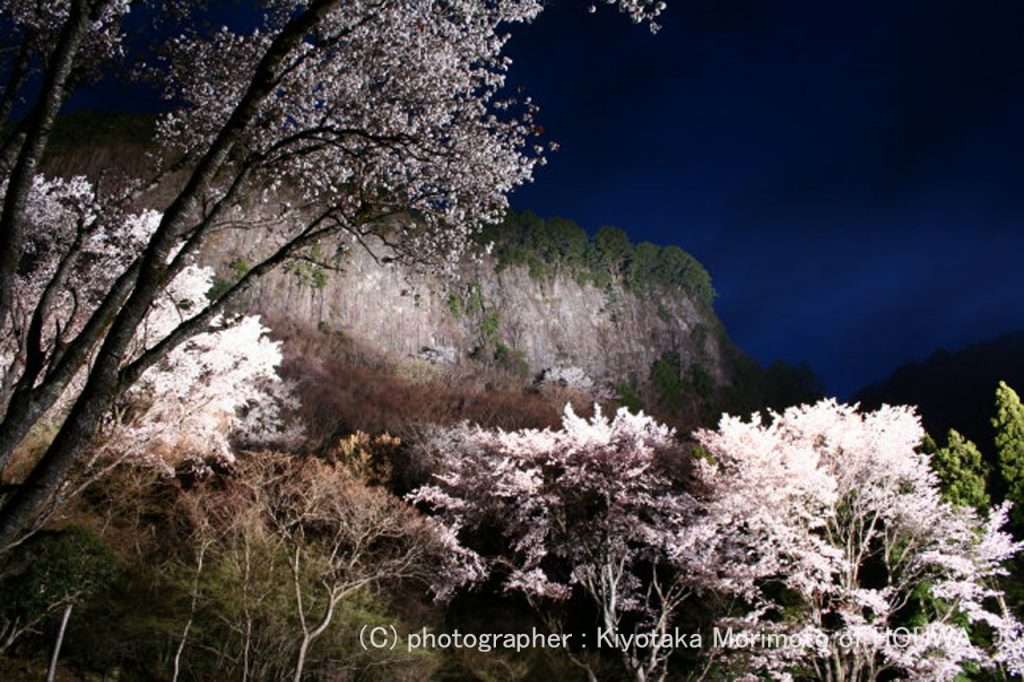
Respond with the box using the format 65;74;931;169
994;381;1024;521
930;429;990;512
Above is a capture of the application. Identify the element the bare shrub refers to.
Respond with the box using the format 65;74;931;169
267;317;593;446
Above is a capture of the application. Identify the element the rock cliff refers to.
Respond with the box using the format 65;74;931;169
201;227;728;391
39;114;732;394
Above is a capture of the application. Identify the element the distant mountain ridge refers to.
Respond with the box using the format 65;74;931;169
855;328;1024;452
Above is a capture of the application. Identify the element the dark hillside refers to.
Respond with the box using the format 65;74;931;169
855;328;1024;452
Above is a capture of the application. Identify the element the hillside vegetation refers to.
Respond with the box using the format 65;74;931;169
479;210;715;310
0;113;839;682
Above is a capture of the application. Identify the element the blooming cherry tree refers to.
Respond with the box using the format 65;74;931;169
0;0;142;329
412;405;708;682
0;0;673;547
694;400;1024;681
0;175;297;479
541;365;596;392
0;174;142;418
419;399;1024;681
114;271;299;468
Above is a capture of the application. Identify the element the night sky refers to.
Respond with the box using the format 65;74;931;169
502;0;1024;397
66;0;1024;397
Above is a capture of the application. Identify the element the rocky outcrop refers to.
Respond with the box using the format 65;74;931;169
40;113;732;393
201;229;728;390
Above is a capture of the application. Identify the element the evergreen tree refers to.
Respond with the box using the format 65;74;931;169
994;381;1024;520
929;429;990;512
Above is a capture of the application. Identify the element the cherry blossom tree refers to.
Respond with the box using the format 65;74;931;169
0;0;670;549
0;175;299;544
541;365;596;392
110;274;300;468
693;400;1024;682
412;405;709;682
1;176;296;458
418;400;1024;681
0;0;140;324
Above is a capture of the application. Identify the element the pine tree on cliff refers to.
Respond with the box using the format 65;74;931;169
994;381;1024;521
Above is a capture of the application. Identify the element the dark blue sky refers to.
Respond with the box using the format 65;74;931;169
64;0;1024;397
502;0;1024;396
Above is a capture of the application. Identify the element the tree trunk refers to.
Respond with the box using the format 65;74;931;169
293;635;311;682
172;540;207;682
0;0;343;550
241;537;253;682
46;602;73;682
0;615;23;655
0;256;143;475
0;40;30;129
0;0;96;330
0;359;119;552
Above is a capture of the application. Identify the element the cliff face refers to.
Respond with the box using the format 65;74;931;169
37;114;731;393
201;230;728;390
